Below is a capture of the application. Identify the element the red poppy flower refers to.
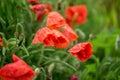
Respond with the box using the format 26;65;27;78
68;42;93;62
65;5;88;26
32;27;53;45
30;4;52;21
46;12;78;42
46;11;66;29
32;27;69;48
69;74;78;80
0;37;2;46
43;30;69;48
61;24;78;42
27;0;38;4
0;54;35;80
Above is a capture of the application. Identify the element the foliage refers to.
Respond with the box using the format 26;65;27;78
0;0;120;80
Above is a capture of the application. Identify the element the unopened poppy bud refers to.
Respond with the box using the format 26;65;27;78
19;33;25;39
48;63;55;73
69;74;78;80
115;35;120;50
57;0;62;10
75;63;80;69
76;29;85;39
14;32;19;37
16;23;24;34
35;68;40;74
89;33;94;40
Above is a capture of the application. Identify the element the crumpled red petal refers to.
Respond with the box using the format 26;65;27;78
43;30;69;48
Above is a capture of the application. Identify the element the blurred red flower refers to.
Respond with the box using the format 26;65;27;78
32;27;69;48
30;4;52;21
0;37;2;46
69;74;78;80
43;30;69;48
46;11;78;42
65;5;88;26
0;54;35;80
27;0;38;4
68;42;93;62
47;11;66;29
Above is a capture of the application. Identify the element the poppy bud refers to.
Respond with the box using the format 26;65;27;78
69;74;78;80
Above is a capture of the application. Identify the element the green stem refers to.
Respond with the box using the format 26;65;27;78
44;59;77;72
38;45;45;65
63;54;71;61
40;67;47;80
21;44;29;56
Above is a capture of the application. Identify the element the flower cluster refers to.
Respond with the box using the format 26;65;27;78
32;12;78;48
0;0;93;80
30;1;93;62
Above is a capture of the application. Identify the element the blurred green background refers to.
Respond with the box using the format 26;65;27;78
0;0;120;80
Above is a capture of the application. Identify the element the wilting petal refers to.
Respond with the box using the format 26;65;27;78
68;42;93;62
47;11;66;29
0;54;34;80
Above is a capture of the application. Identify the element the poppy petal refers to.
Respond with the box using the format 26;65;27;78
0;54;34;80
52;30;69;48
47;12;66;29
43;30;69;48
68;42;93;62
0;37;3;46
62;24;78;42
32;27;51;44
65;5;88;26
30;4;52;22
